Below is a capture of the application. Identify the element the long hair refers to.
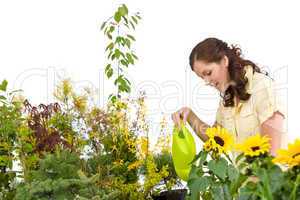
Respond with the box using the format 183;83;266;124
189;37;267;107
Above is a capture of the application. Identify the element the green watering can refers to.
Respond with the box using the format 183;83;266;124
172;123;196;181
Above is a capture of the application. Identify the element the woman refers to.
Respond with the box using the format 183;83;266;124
171;38;286;156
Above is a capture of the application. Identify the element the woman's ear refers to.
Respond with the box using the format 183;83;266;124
222;55;229;68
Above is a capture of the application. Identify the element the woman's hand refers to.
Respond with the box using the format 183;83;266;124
172;107;209;142
171;107;191;127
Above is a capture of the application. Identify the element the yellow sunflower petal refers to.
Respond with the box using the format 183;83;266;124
273;139;300;168
235;133;270;157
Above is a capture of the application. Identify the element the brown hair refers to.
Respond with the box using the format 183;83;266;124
189;37;267;107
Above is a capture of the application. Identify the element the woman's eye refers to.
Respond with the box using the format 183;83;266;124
206;71;211;76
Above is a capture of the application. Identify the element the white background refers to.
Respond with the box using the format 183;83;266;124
0;0;299;148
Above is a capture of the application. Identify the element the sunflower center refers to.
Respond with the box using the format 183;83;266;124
214;136;224;146
251;146;260;151
292;152;300;158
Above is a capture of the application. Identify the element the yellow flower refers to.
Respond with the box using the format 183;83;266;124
204;126;234;156
72;95;87;113
272;139;300;168
113;159;124;166
54;79;73;101
139;136;149;158
235;133;270;157
62;79;72;97
128;160;142;170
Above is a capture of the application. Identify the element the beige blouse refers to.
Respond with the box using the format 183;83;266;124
216;65;287;146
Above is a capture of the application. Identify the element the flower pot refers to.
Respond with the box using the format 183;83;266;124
152;189;187;200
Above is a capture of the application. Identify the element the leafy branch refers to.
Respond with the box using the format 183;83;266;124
101;4;141;102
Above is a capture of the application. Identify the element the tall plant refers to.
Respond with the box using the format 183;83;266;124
101;4;141;102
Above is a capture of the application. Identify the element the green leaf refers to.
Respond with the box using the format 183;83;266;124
129;21;135;30
131;53;138;60
256;168;273;200
135;13;142;19
118;4;128;16
290;174;300;200
211;185;232;200
104;26;108;34
124;77;131;85
208;158;228;181
100;21;106;30
230;174;248;196
124;38;131;48
188;164;203;180
108;26;115;33
114;49;121;59
115;36;122;44
107;33;112;40
131;15;138;24
122;16;128;24
114;75;123;85
0;95;6;100
188;176;210;200
126;53;134;64
109;94;117;103
0;80;8;91
189;151;203;164
107;51;113;59
111;54;116;60
120;59;128;67
114;11;121;23
268;165;284;193
227;164;239;182
105;64;113;79
119;81;131;93
124;23;130;29
24;143;33;152
105;42;114;52
191;150;208;167
239;181;258;199
126;34;135;41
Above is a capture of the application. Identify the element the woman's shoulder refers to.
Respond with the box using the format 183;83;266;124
251;71;274;93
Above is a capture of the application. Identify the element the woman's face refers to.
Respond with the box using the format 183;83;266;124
192;56;231;93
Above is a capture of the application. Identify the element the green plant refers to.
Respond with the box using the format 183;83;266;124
186;128;300;200
101;4;141;101
84;97;142;199
15;150;101;200
153;151;181;190
0;80;23;200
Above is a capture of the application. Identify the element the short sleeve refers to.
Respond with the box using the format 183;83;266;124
252;76;286;125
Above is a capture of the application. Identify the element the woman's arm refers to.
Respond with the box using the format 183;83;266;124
260;111;284;156
187;109;210;143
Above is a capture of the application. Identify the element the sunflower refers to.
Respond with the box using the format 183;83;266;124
203;126;234;157
235;133;270;157
272;139;300;168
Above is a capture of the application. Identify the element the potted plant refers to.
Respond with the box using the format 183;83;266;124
151;150;187;200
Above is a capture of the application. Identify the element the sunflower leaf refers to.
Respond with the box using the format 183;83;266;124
187;176;210;200
208;158;228;181
189;150;207;165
